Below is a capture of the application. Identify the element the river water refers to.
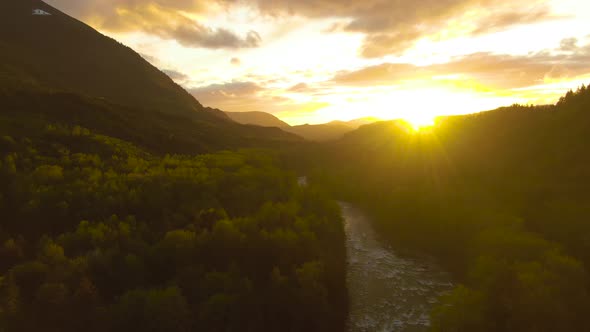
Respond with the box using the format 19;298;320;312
341;202;453;332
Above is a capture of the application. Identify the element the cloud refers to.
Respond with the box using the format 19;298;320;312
230;57;242;65
288;83;311;92
333;63;422;85
332;41;590;89
188;81;265;113
47;0;558;55
139;53;158;64
191;80;262;96
246;0;557;57
471;7;555;35
560;38;579;52
187;80;329;123
162;69;190;83
46;0;261;49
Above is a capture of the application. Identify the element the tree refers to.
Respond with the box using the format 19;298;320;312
112;287;190;332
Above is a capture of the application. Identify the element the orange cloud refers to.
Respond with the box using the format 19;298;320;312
332;39;590;90
46;0;261;49
47;0;559;55
187;80;329;123
247;0;557;57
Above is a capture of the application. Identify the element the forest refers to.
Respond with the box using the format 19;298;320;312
2;1;590;330
2;84;590;332
0;113;347;331
307;86;590;331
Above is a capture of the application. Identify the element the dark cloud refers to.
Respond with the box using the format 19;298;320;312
560;38;579;52
187;80;325;119
188;81;263;112
471;7;555;35
189;81;263;102
45;0;261;49
332;42;590;89
170;25;260;49
47;0;557;55
139;53;158;64
162;69;189;82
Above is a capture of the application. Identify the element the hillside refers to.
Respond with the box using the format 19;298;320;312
345;117;382;128
0;0;301;152
284;119;383;141
0;0;213;118
309;86;590;331
0;3;346;331
0;91;301;154
0;109;347;332
225;111;290;128
224;110;381;141
284;121;355;141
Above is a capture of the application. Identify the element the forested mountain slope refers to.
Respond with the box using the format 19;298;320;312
310;86;590;332
0;0;302;153
0;2;346;331
0;91;300;154
0;0;206;117
225;110;380;142
0;104;347;332
225;111;290;128
284;121;356;142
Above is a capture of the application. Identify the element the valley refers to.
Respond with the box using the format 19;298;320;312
1;1;590;331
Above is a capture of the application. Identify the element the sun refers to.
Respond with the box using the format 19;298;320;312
404;114;435;131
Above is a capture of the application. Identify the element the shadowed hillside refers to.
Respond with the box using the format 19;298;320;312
226;111;290;128
0;0;213;118
225;110;381;141
0;4;346;332
285;121;355;141
0;91;301;154
0;0;302;153
4;1;590;332
308;86;590;332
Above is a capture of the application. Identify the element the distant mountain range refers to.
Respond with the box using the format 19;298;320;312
225;111;381;141
225;111;291;128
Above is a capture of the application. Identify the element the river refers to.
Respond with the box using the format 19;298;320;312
341;202;453;332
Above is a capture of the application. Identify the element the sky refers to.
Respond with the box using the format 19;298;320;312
46;0;590;125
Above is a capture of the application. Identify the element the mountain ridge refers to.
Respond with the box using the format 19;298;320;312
0;0;302;152
225;111;290;128
1;0;221;119
224;110;382;141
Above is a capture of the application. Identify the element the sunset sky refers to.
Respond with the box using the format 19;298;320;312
46;0;590;125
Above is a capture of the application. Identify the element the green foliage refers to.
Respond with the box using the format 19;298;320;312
0;120;346;331
431;286;486;332
112;287;190;332
308;86;590;331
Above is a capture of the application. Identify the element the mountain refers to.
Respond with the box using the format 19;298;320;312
346;117;382;128
0;0;212;118
0;0;301;153
284;119;381;141
0;91;301;154
312;87;590;331
284;121;354;141
225;111;290;128
224;110;381;141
